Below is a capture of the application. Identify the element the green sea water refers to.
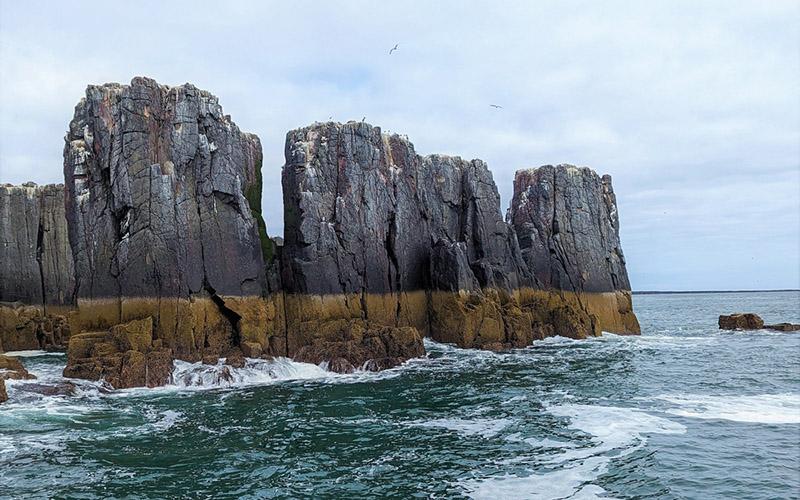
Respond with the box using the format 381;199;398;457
1;291;799;499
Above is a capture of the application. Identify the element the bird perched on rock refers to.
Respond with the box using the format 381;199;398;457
389;44;399;55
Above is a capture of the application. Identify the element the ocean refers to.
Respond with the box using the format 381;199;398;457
1;291;798;499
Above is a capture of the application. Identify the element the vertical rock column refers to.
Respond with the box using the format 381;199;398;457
508;165;640;334
280;121;584;354
0;183;75;351
62;77;283;386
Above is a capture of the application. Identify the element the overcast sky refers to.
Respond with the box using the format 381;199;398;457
1;0;798;291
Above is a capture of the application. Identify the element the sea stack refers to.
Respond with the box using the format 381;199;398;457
9;78;642;388
508;165;640;334
0;183;75;351
280;122;616;350
61;77;283;386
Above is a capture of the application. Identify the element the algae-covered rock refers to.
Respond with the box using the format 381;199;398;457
293;323;424;373
109;317;153;353
63;320;172;388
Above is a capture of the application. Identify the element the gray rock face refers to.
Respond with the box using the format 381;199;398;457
0;183;75;307
63;77;268;304
281;122;528;298
508;164;639;334
509;165;632;293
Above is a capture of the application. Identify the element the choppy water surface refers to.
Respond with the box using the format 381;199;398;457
2;291;799;499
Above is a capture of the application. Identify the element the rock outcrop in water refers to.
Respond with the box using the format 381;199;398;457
0;78;641;389
509;165;640;335
61;77;283;383
718;313;800;332
0;183;75;352
281;122;630;350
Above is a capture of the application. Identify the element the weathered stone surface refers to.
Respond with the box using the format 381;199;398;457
293;323;425;373
61;77;283;379
0;354;35;381
0;183;75;306
509;165;640;334
0;304;72;353
282;123;528;298
240;341;263;358
281;122;534;350
0;183;76;351
719;313;764;330
280;122;630;350
63;317;174;388
0;379;6;403
109;316;153;353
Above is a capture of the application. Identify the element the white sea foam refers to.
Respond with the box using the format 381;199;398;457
463;404;684;500
144;409;185;431
505;433;576;449
463;457;611;500
654;393;800;424
0;350;65;357
169;357;331;389
407;417;515;438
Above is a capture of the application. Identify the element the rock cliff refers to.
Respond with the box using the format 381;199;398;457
280;122;611;351
0;183;75;351
62;77;282;382
1;78;641;389
508;165;640;334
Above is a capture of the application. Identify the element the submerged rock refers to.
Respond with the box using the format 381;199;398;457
764;323;800;332
718;313;765;330
14;381;77;397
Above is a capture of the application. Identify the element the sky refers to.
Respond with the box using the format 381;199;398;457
1;0;798;291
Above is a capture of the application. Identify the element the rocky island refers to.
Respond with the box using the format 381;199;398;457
0;77;640;391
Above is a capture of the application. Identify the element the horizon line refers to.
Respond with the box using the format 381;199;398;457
633;289;799;295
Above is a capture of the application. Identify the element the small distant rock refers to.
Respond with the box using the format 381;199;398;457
719;313;764;330
0;380;7;403
719;313;799;332
764;323;800;332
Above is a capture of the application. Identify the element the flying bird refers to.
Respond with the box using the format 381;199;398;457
489;104;503;109
389;44;399;55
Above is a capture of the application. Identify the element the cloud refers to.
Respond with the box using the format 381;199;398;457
0;0;797;289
